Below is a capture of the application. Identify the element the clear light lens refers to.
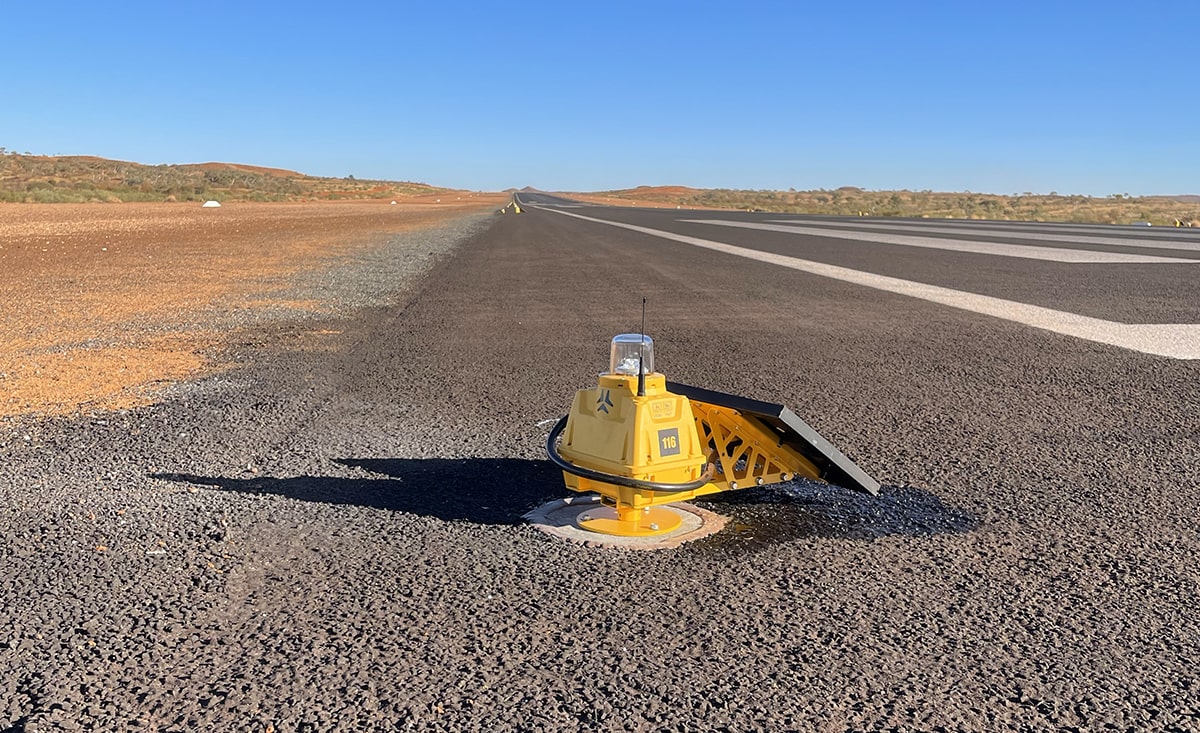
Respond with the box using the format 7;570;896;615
609;333;654;375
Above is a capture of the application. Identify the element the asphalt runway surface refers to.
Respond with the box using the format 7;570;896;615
3;200;1199;731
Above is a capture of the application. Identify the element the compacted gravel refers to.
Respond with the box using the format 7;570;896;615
2;206;1199;732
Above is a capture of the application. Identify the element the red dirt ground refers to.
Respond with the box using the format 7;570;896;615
0;198;504;417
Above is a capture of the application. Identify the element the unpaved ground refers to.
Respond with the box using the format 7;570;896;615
0;200;503;416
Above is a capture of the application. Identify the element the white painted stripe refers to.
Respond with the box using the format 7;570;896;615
841;218;1200;241
540;208;1200;359
682;219;1200;263
764;218;1200;252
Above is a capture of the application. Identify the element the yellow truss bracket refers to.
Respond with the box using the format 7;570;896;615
688;400;822;491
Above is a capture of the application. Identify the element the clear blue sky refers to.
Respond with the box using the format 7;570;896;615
4;1;1197;195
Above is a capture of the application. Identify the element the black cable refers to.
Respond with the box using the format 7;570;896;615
544;415;713;493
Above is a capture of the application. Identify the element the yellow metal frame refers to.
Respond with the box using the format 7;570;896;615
557;372;710;535
555;376;827;537
688;400;822;491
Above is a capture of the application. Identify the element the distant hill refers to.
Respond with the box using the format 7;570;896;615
580;185;1200;227
608;185;701;199
0;152;462;203
192;161;302;178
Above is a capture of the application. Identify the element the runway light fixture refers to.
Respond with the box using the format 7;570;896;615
544;333;882;538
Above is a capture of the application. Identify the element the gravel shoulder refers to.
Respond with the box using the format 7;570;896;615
0;201;502;417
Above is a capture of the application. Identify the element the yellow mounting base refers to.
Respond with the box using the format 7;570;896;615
575;505;684;537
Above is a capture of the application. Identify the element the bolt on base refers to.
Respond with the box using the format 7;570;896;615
575;504;684;537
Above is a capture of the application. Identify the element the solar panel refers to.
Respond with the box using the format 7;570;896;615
667;381;880;495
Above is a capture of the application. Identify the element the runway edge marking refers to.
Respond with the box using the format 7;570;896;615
540;208;1200;360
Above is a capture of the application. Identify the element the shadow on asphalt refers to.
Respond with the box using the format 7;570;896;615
153;458;565;525
154;460;977;545
694;480;978;551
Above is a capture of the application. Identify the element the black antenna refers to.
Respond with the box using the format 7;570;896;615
637;297;646;396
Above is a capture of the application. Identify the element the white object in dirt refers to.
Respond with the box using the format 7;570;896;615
390;200;397;205
201;200;222;208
